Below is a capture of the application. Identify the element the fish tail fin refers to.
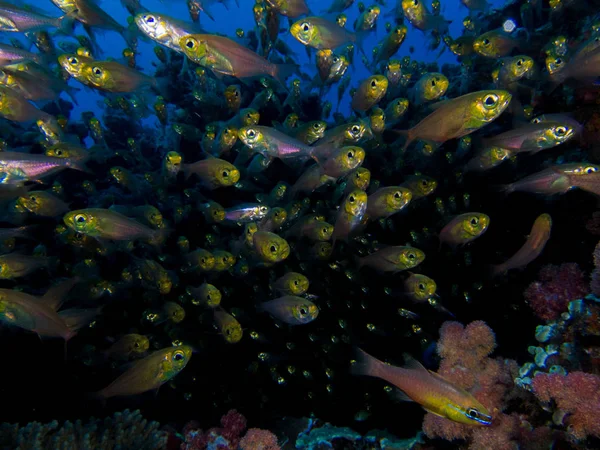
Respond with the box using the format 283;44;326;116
350;347;383;378
60;307;103;334
355;31;368;57
65;158;93;175
488;263;505;279
149;228;170;248
66;85;81;105
393;129;412;152
58;12;77;35
491;183;514;196
273;63;298;87
85;391;107;407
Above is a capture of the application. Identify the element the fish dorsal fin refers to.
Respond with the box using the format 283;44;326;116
391;388;413;403
428;99;450;111
402;353;428;373
41;277;79;311
426;369;453;385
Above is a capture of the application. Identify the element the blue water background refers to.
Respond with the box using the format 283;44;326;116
16;0;507;125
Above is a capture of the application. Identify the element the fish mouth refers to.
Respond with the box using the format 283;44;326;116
473;412;493;426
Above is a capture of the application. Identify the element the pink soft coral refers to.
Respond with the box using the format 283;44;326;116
423;321;525;449
531;372;600;441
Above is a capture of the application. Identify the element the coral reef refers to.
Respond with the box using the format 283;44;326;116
180;409;281;450
239;428;280;450
523;263;589;321
531;371;600;441
422;321;558;450
294;420;423;450
0;409;167;450
591;241;600;296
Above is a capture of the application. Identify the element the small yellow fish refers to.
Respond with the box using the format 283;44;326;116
93;345;192;399
214;308;243;343
351;75;388;112
439;213;490;248
272;272;309;296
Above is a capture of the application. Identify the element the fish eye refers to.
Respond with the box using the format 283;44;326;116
200;257;206;264
347;150;354;159
555;126;567;136
55;149;63;156
301;22;310;32
247;129;256;138
30;196;37;202
92;66;102;76
68;56;78;65
431;79;436;86
470;217;479;226
370;79;378;88
173;351;184;361
185;39;195;49
145;15;156;25
407;252;416;260
222;170;230;178
585;166;598;174
482;38;490;46
421;180;428;186
333;56;339;63
269;244;277;253
393;191;401;199
225;328;232;336
299;307;308;316
483;94;498;107
293;280;299;286
516;59;523;66
74;214;86;224
134;342;140;348
466;408;480;419
351;125;360;133
418;283;425;290
313;122;320;129
555;57;563;65
222;257;228;263
349;195;355;203
413;0;418;5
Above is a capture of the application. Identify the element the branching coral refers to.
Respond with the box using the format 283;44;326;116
0;409;167;450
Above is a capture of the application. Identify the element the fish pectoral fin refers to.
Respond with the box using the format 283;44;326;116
422;407;445;418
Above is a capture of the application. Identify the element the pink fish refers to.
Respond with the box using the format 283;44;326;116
490;214;551;277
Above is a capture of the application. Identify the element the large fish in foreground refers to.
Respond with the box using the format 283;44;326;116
396;90;512;150
0;278;99;342
351;348;492;426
